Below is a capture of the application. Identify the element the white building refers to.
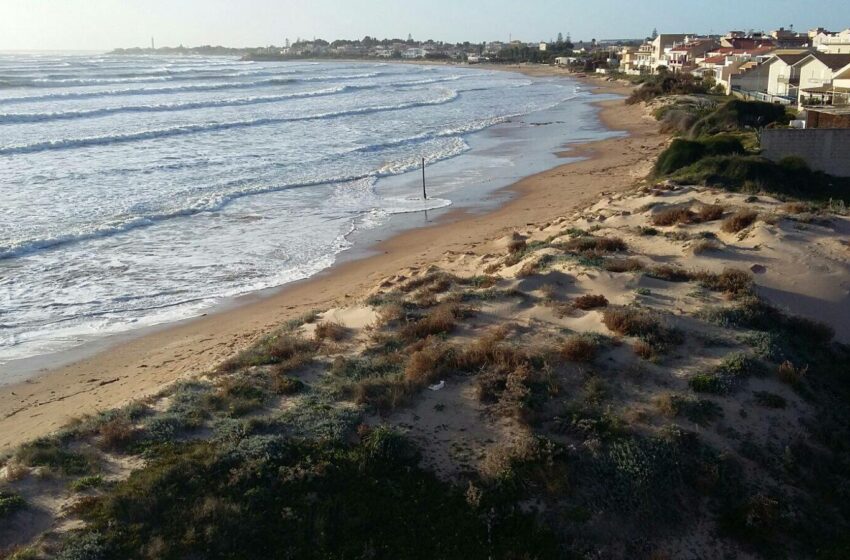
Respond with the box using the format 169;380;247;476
813;29;850;54
402;48;427;59
765;52;810;100
796;52;850;106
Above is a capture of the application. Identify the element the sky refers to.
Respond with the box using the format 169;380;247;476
0;0;847;51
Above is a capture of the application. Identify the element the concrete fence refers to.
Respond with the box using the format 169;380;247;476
761;128;850;177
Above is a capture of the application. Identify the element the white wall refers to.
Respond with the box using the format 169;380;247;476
767;61;794;96
797;59;833;104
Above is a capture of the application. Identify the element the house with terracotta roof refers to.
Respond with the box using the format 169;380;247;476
666;39;719;72
796;52;850;106
697;46;776;94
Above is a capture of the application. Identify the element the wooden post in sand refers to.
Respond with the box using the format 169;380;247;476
421;158;427;200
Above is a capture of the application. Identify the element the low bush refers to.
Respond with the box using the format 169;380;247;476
626;72;710;105
561;335;599;363
689;353;763;395
0;490;26;518
573;294;609;310
404;342;453;386
753;391;787;409
218;333;316;373
633;340;655;359
695;203;726;222
692;239;723;254
696;268;753;296
721;209;758;233
652;206;695;226
646;264;693;283
602;306;683;351
272;375;304;395
559;236;628;253
400;302;465;342
653;393;723;426
97;417;139;452
59;434;557;559
777;360;808;388
689;99;789;137
654;135;745;176
16;438;98;476
314;321;348;342
602;306;659;338
603;258;644;273
70;475;104;492
455;328;533;374
668;154;850;203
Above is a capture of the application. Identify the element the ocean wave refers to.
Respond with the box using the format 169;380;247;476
0;130;467;260
0;85;359;124
0;71;386;104
0;89;460;156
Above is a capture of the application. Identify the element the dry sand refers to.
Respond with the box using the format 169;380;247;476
0;72;665;451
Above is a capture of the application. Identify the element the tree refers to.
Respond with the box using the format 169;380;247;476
557;32;564;45
652;28;658;40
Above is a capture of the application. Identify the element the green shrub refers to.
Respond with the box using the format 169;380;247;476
16;438;98;476
753;391;787;409
70;475;104;492
0;490;26;518
218;333;316;373
689;353;764;395
56;532;107;560
690;99;789;137
654;135;744;176
669;154;850;202
64;436;556;559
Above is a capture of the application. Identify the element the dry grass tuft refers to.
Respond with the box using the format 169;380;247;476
376;302;406;325
696;268;753;295
573;294;609;310
603;258;644;273
507;236;527;254
782;202;811;214
777;360;807;387
404;342;452;386
314;321;348;342
695;204;725;222
560;236;628;253
400;303;464;342
633;340;655;360
721;209;758;233
399;272;457;295
652;207;694;226
647;264;694;283
97;417;138;451
455;327;529;373
218;333;316;373
602;306;660;337
517;258;541;278
560;335;598;362
692;239;723;254
602;307;682;352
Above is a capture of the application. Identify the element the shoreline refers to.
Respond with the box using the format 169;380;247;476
0;72;666;451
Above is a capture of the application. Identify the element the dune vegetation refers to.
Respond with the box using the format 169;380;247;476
3;86;850;560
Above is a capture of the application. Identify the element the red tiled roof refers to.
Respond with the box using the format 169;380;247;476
701;55;728;65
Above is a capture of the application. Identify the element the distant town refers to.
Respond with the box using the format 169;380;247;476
111;26;850;110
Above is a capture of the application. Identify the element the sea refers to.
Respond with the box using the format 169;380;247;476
0;54;621;375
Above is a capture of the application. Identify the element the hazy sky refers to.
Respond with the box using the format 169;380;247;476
0;0;847;51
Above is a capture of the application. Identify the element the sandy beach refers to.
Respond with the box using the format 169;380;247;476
0;71;665;451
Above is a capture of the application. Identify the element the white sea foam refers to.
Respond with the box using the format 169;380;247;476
0;54;607;370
